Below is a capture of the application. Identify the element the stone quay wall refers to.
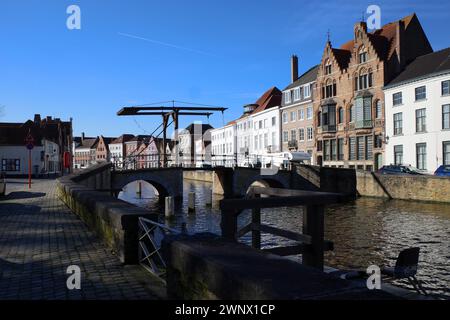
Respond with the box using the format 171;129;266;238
57;163;157;264
356;171;450;203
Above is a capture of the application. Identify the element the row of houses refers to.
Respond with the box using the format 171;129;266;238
73;123;213;169
211;13;450;173
0;114;73;176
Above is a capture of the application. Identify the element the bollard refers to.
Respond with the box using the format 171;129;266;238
188;192;196;213
136;181;142;199
165;196;174;218
205;189;212;207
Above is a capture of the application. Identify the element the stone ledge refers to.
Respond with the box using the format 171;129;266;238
57;163;157;264
162;233;398;300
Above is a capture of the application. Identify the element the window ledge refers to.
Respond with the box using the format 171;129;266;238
415;98;427;103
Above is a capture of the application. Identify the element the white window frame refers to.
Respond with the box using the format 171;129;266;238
307;127;313;141
293;87;301;101
299;108;305;121
306;106;313;120
304;85;311;98
284;91;291;104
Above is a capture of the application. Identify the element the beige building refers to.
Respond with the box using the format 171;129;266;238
281;56;318;164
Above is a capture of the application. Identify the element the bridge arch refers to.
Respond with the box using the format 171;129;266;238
230;168;289;197
111;168;183;200
241;175;289;196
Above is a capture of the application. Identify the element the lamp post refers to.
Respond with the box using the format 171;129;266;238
25;130;34;189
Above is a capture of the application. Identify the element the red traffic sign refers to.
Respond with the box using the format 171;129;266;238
25;130;34;150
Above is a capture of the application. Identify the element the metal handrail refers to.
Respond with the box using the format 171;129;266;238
138;217;180;279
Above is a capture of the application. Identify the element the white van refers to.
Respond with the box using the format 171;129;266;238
260;152;311;168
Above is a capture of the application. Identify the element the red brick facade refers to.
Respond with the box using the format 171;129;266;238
314;14;432;171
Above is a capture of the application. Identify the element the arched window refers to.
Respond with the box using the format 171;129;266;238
338;107;344;124
324;59;332;75
359;46;368;63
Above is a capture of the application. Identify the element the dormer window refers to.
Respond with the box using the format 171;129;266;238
324;59;332;75
358;46;368;63
284;91;291;104
293;87;301;101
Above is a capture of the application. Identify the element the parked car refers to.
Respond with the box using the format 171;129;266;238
377;165;427;175
0;172;6;197
434;165;450;177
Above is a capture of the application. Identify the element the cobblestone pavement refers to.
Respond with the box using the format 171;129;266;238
0;179;163;300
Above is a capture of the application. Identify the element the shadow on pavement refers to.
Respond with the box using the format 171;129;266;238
2;192;46;200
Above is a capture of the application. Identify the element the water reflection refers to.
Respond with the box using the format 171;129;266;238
119;180;450;298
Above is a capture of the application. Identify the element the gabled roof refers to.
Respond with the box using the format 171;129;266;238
226;86;282;125
249;87;282;115
182;123;214;134
284;65;319;90
99;136;117;145
126;135;153;143
77;138;98;149
331;14;418;70
0;116;71;147
110;134;135;144
386;47;450;88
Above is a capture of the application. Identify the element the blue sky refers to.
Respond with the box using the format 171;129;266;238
0;0;448;137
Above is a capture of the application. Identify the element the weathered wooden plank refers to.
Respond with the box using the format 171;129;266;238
302;205;324;270
237;223;254;238
221;209;238;240
262;245;307;256
248;186;347;199
257;224;312;244
252;194;261;250
220;193;342;211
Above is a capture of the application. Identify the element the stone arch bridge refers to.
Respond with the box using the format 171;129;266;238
75;163;356;201
108;165;356;200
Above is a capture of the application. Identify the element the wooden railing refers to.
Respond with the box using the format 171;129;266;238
220;187;349;270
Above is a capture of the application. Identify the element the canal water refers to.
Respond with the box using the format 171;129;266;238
119;179;450;299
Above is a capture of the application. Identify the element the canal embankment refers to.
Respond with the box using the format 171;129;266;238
184;168;450;203
356;171;450;203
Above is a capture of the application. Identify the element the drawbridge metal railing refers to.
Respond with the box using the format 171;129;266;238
138;217;180;279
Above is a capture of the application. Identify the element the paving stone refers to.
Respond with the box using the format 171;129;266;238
0;179;160;300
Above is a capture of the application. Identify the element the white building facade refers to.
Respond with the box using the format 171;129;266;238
249;107;281;161
211;123;236;167
384;48;450;173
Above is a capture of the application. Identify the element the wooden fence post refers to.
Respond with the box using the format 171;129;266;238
251;194;261;249
302;205;324;270
221;209;237;240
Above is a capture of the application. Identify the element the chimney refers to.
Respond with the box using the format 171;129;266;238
81;132;85;143
291;55;299;83
34;114;41;125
